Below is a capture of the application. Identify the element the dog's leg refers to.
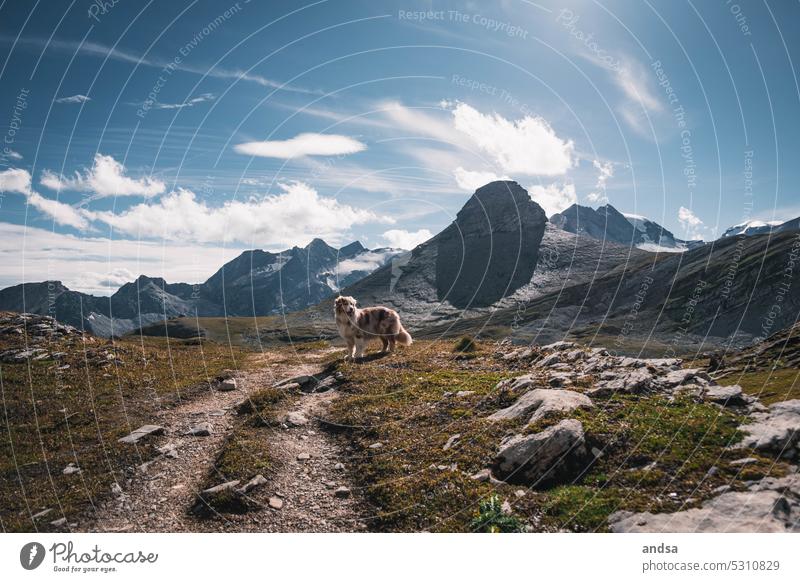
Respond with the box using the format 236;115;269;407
380;336;389;352
387;337;396;352
345;337;355;360
354;338;366;359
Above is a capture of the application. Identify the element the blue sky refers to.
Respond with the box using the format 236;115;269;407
0;0;798;293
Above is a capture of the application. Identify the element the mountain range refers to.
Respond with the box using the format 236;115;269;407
1;180;798;344
0;240;402;337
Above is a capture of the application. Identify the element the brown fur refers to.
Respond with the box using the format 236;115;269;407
334;296;412;359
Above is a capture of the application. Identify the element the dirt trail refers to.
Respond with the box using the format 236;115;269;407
81;352;368;532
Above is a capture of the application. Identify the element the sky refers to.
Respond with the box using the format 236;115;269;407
0;0;798;294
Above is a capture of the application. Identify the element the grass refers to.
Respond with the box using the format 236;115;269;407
0;327;252;532
719;368;800;406
324;340;792;532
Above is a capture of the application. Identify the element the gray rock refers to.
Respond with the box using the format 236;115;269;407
495;374;537;393
334;486;351;498
538;353;561;368
185;422;212;437
201;480;241;495
488;388;594;425
703;384;748;406
282;412;309;427
587;367;653;397
455;390;475;397
157;443;178;458
729;457;758;466
492;419;589;487
609;474;800;532
118;424;165;444
541;341;576;351
297;452;311;461
443;434;461;451
737;399;800;457
470;469;491;482
62;463;80;475
32;508;52;520
238;474;268;494
216;378;238;392
50;517;67;527
368;442;383;449
660;368;709;388
268;496;284;509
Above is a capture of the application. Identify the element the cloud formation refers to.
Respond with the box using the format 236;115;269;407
587;160;614;203
382;228;432;249
528;182;577;216
90;181;391;246
41;154;166;199
678;206;704;240
55;94;91;104
234;133;366;159
453;167;509;191
447;101;575;176
0;168;90;229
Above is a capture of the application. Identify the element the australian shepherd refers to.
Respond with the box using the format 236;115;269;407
334;296;412;359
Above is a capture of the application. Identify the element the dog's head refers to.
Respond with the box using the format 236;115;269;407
334;295;357;318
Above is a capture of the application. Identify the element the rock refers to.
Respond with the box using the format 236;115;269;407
368;442;383;450
488;389;594;425
547;373;573;387
185;422;212;437
703;384;748;406
541;341;576;351
729;457;758;466
314;376;338;393
609;474;800;532
334;486;351;498
282;412;308;427
587;368;653;397
62;462;80;475
216;378;238;392
111;482;123;496
470;469;491;482
495;374;536;393
50;517;67;527
538;353;561;368
238;474;268;494
297;452;311;461
201;480;241;495
660;368;709;388
118;424;165;444
492;419;589;487
274;375;316;389
334;462;345;470
268;496;284;509
443;434;461;451
737;400;800;457
157;443;178;458
455;390;475;397
32;508;52;520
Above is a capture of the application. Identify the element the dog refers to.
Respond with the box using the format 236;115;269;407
334;295;412;359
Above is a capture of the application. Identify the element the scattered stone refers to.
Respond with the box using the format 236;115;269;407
334;462;345;471
201;480;241;495
587;367;654;398
62;462;81;475
185;422;212;437
609;474;800;532
216;378;238;392
50;517;67;527
470;469;491;482
268;496;284;509
334;486;351;498
297;452;311;461
118;424;165;444
32;508;53;520
729;457;758;467
238;474;268;494
368;442;383;450
282;411;309;427
495;374;536;393
488;388;594;425
492;419;589;487
455;390;475;397
443;434;461;451
157;443;178;458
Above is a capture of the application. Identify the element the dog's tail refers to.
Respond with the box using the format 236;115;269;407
396;325;413;346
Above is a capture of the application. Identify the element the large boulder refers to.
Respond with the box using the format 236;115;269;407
492;419;589;487
737;399;800;458
587;367;654;398
488;389;594;425
609;474;800;532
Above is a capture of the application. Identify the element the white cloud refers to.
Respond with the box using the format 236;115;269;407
615;61;663;113
381;100;463;144
678;206;704;240
335;249;399;277
0;222;243;295
0;167;90;229
382;228;432;249
528;183;577;216
0;167;32;193
446;101;575;176
147;92;215;110
587;160;614;203
41;153;166;198
91;181;391;246
234;133;366;159
453;167;509;191
55;94;91;104
2;148;22;161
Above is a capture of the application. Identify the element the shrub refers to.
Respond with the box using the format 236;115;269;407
469;494;523;533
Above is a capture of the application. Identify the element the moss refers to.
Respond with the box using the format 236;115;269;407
453;336;478;353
